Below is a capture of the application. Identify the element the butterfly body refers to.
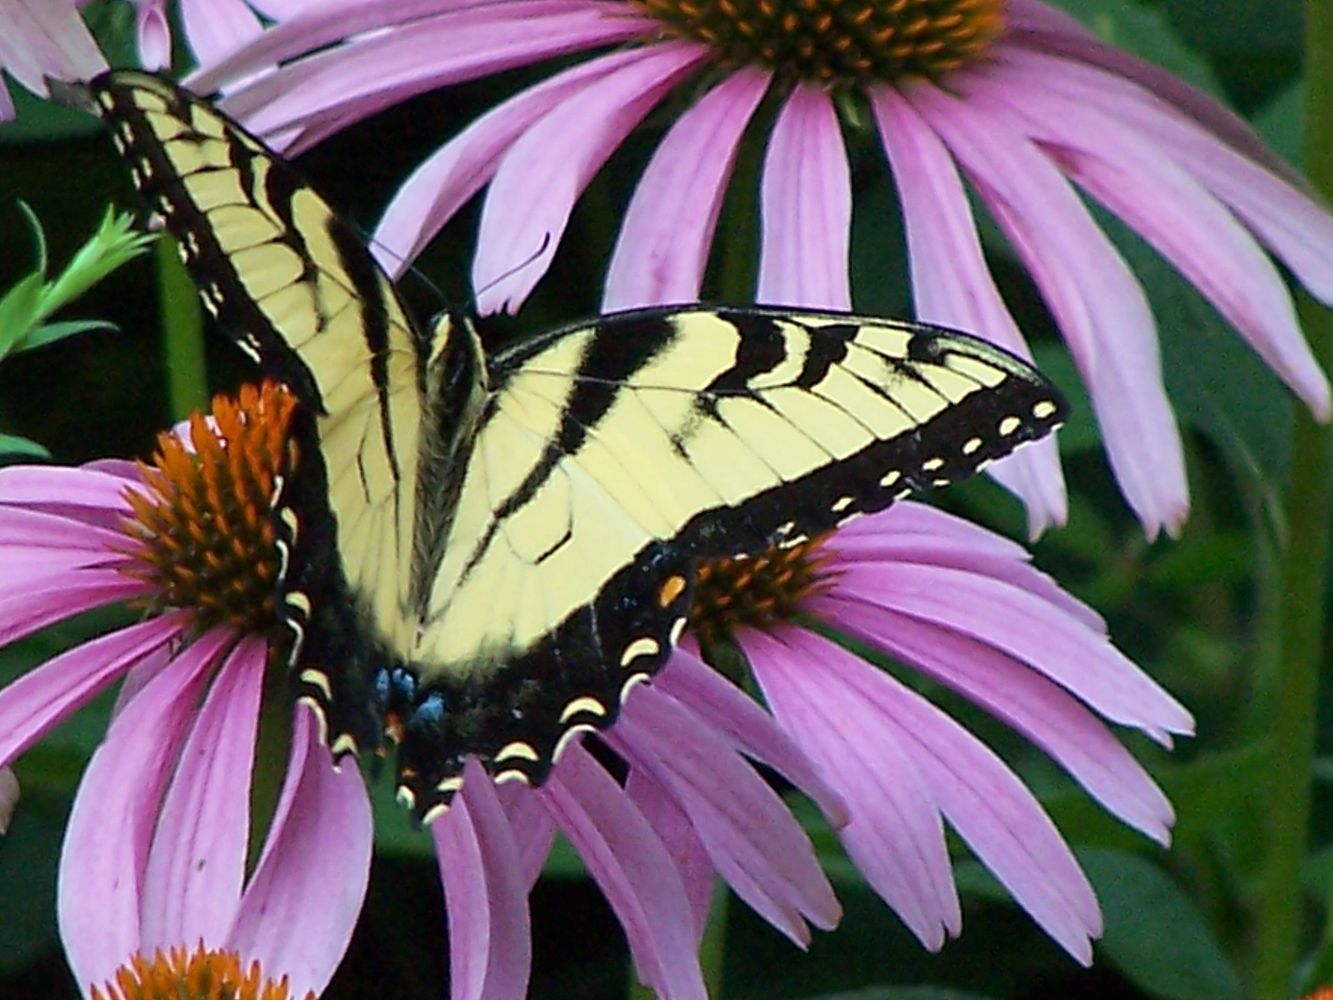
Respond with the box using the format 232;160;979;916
79;70;1066;823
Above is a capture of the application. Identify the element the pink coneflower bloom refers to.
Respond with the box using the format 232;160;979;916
682;501;1194;963
0;383;372;997
184;0;1333;538
0;0;104;119
397;502;1194;995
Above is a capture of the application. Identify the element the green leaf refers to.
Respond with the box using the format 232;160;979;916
15;319;118;352
0;788;66;972
0;434;50;459
0;273;46;358
1081;848;1242;1000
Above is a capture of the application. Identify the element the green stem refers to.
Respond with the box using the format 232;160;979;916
1252;7;1333;995
156;236;208;420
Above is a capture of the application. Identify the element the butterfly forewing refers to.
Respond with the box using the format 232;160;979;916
392;307;1064;816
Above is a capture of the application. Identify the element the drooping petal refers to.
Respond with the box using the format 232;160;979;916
604;66;772;310
743;627;960;950
999;44;1333;318
822;560;1193;740
475;41;708;314
816;595;1178;844
758;627;1102;963
905;78;1188;537
540;743;706;1000
498;783;557;890
625;767;716;940
869;85;1066;533
612;684;840;946
434;760;532;1000
374;47;657;278
654;646;847;825
1003;0;1303;183
757;85;851;309
58;627;234;993
961;61;1331;416
138;638;265;954
0;614;183;769
227;706;373;998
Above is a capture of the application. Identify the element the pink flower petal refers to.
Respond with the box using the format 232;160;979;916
828;503;1105;631
744;627;959;949
498;783;557;890
961;63;1330;417
0;505;131;555
625;768;715;940
0;465;135;512
838;649;1103;963
757;85;851;309
870;85;1066;533
819;562;1193;739
613;684;839;945
139;639;265;954
905;78;1188;538
1003;0;1303;183
655;646;847;825
131;0;171;70
0;577;144;648
58;627;233;993
227;705;373;997
540;743;706;1000
603;66;772;310
210;1;652;148
374;47;656;278
819;596;1177;843
991;45;1333;312
0;614;184;769
180;0;263;66
474;41;708;314
434;760;532;1000
0;0;105;92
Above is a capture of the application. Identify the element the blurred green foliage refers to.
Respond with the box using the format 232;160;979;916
0;0;1327;998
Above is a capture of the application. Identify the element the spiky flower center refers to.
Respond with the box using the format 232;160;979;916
91;944;314;1000
689;535;834;641
637;0;1005;86
119;381;297;635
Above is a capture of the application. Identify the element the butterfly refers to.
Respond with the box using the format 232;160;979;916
74;70;1065;824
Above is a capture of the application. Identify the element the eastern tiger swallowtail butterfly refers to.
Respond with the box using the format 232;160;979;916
72;70;1066;824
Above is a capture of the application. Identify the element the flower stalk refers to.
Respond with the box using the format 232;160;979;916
157;236;208;422
1254;4;1333;995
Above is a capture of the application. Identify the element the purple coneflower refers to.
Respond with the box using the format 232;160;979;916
0;383;371;997
679;501;1193;963
127;0;318;70
184;0;1333;538
391;500;1194;996
0;0;104;119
